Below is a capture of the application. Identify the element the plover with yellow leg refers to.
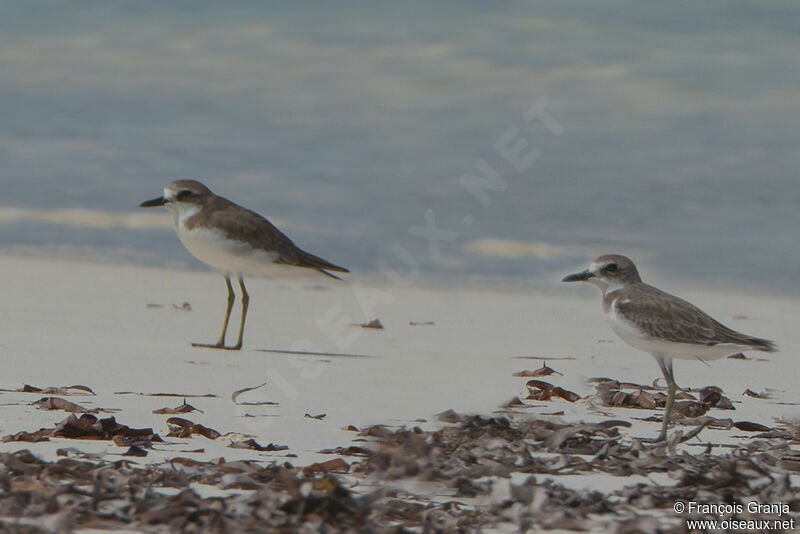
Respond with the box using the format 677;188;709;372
562;254;775;441
140;180;348;350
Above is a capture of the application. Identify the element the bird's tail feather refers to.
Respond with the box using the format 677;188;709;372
748;336;777;353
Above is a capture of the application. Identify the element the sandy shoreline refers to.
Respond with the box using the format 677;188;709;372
0;253;796;531
0;253;796;461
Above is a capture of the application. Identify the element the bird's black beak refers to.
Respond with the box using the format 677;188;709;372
562;270;594;282
139;196;168;208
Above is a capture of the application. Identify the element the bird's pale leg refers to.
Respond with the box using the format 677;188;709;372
656;356;677;442
231;276;249;350
192;274;235;349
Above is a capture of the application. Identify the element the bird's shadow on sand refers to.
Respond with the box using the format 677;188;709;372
255;348;378;359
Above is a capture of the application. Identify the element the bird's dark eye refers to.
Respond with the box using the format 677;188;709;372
176;190;193;201
604;263;619;272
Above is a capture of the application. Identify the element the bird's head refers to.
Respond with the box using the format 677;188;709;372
562;254;642;293
140;180;214;211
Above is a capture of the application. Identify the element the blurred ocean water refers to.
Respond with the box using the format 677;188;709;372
0;1;798;293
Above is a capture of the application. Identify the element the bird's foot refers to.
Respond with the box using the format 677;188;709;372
191;342;242;351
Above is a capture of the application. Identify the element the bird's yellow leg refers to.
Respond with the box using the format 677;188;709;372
656;356;677;442
192;274;235;349
658;376;678;442
231;276;249;350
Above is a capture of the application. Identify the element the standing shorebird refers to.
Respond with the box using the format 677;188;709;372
140;180;348;350
562;254;775;441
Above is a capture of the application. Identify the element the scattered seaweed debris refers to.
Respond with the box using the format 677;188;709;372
0;407;797;532
3;414;163;449
350;411;800;531
0;450;390;532
594;380;735;413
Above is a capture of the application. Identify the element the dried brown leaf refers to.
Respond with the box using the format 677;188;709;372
123;445;148;457
733;421;772;432
152;400;201;414
169;457;207;467
630;389;658;409
671;401;709;418
318;446;371;456
229;439;288;451
526;379;553;390
514;364;563;378
64;385;96;395
360;425;394;438
526;380;580;402
166;417;221;439
114;391;217;398
18;384;95;396
303;458;349;475
56;447;102;459
743;388;770;399
3;431;49;443
551;386;581;402
33;397;89;413
437;409;461;423
355;318;384;329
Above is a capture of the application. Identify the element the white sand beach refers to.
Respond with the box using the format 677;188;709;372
0;253;795;469
0;253;795;532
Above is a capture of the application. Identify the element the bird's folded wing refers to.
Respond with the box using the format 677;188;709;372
207;202;348;277
615;285;774;350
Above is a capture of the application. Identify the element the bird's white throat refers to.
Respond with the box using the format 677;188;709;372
588;276;626;296
170;202;203;229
